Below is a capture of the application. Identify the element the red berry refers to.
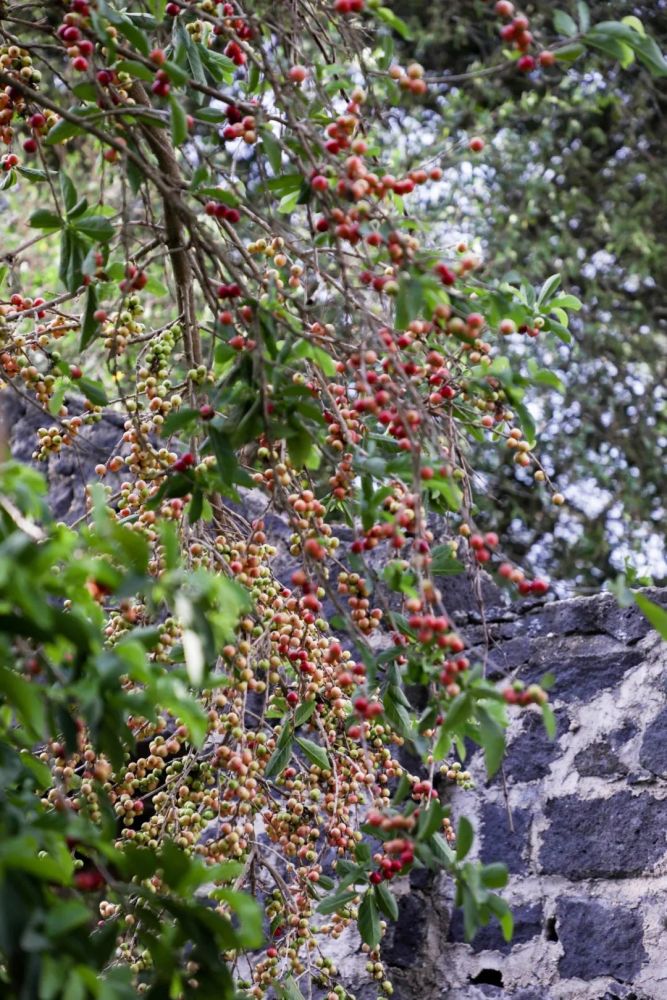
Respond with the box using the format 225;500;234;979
69;365;83;379
173;452;195;472
72;56;89;72
469;136;485;153
289;65;308;83
539;50;556;67
311;174;329;192
517;55;536;73
199;404;215;420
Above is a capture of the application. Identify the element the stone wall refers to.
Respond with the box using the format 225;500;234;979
337;590;667;1000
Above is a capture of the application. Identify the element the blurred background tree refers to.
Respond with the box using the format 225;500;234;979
388;0;667;591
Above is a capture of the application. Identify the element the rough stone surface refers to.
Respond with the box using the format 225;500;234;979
480;802;532;874
501;709;570;783
540;792;667;879
448;902;542;954
556;898;647;981
639;705;667;777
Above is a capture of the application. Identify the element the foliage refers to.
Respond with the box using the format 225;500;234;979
0;2;663;998
388;0;667;589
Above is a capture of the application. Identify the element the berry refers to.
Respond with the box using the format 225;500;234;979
517;55;536;73
289;65;308;83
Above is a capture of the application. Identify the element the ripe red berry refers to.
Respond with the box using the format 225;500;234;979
199;404;215;420
173;452;195;472
517;55;536;73
289;65;308;83
539;50;556;67
69;365;83;379
150;48;166;65
469;136;485;153
72;56;89;72
311;174;329;192
23;138;37;154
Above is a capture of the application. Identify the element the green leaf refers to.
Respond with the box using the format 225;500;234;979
294;700;316;726
59;229;86;292
634;593;667;641
116;13;150;56
0;665;46;739
45;117;86;146
60;172;78;214
395;276;423;330
430;544;464;575
537;273;561;306
316;888;359;915
480;862;508;889
79;285;99;351
622;15;645;36
587;22;667;76
487;893;514;942
214;889;263;949
261;129;283;173
417;799;444;841
264;725;293;779
475;704;505;778
78;377;109;407
74;216;114;243
116;59;155;82
358;891;381;948
170;94;188;146
554;10;578;37
555;42;586;62
456;816;474;861
149;0;166;22
295;736;330;771
374;882;399;921
275;976;306;1000
29;209;63;230
577;1;590;32
442;691;472;734
45;901;91;937
373;5;413;40
541;702;557;739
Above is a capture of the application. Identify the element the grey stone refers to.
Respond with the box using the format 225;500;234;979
639;705;667;777
480;802;531;873
448;902;542;954
381;893;428;969
556;897;646;981
575;722;637;778
520;633;643;701
541;792;667;878
500;709;569;783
